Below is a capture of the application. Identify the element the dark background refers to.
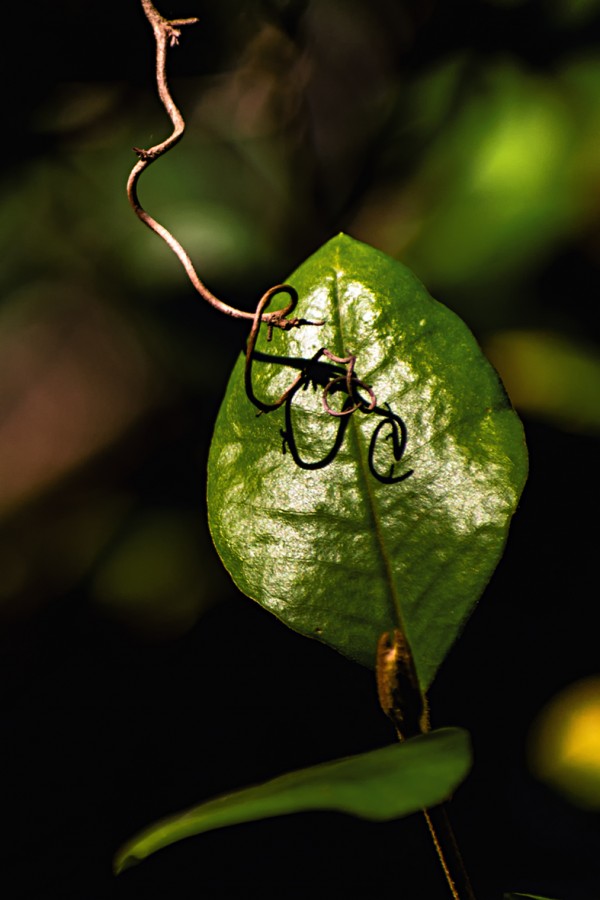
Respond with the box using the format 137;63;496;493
1;1;599;898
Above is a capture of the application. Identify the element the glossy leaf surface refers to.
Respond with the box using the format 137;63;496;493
115;727;471;872
208;235;527;687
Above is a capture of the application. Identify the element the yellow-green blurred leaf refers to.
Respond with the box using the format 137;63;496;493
485;329;600;434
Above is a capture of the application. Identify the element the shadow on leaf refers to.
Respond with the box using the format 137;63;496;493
247;347;413;484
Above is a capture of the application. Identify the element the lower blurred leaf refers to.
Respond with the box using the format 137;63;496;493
114;726;471;873
504;893;560;899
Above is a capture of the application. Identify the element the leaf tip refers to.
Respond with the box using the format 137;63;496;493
113;849;141;876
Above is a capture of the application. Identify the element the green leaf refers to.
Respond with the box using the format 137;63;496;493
115;727;471;873
207;234;527;687
504;894;560;899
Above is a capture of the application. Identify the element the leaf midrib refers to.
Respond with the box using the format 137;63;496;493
330;257;407;644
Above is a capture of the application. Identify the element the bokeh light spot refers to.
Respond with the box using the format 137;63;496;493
528;676;600;809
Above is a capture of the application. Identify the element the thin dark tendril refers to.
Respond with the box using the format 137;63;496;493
128;1;320;335
244;286;312;413
131;3;379;427
320;350;376;417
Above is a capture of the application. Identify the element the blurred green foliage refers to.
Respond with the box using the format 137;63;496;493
91;509;224;637
1;0;598;634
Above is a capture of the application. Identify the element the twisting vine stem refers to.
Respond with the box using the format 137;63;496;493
376;631;477;900
129;0;380;419
127;0;315;333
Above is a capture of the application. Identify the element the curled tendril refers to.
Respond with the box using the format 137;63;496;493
244;294;414;486
244;307;377;417
319;350;377;417
244;286;311;413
